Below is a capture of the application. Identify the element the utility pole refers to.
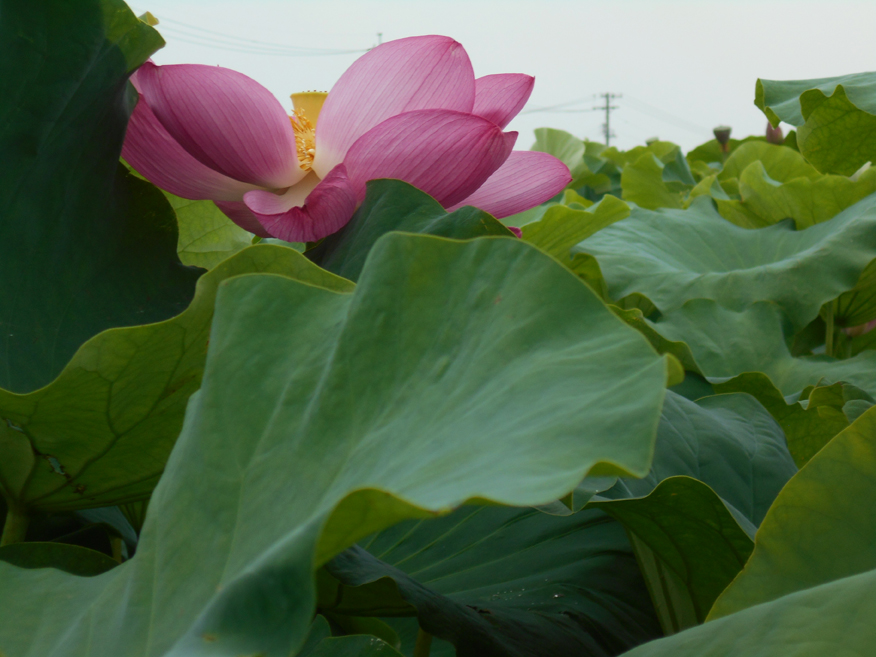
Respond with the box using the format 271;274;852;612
594;93;621;147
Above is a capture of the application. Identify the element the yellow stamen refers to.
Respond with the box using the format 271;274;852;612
289;91;327;171
290;111;316;170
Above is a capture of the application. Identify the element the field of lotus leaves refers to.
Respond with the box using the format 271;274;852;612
2;1;876;656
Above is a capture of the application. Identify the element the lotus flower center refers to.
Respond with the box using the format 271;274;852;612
290;91;327;172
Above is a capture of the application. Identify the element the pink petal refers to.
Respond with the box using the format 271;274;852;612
343;110;515;208
214;201;271;237
245;165;357;242
123;92;262;202
446;151;571;218
844;319;876;338
311;36;476;179
507;226;523;238
472;74;535;129
244;172;322;215
134;61;304;189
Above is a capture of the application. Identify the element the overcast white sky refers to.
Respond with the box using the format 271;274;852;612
133;0;876;152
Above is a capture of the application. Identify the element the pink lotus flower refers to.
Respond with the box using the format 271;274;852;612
122;35;570;242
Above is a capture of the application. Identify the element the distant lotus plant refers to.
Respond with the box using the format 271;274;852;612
122;35;571;242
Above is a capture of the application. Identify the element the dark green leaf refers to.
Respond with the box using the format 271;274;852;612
0;245;352;515
756;73;876;175
322;506;661;657
709;405;876;618
0;0;202;392
579;194;876;331
589;391;796;631
306;179;513;281
0;542;117;577
653;300;876;397
0;234;667;656
713;373;874;467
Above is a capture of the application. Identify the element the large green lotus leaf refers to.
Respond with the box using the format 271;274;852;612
521;194;629;261
576;141;625;201
719;161;876;230
710;405;876;619
0;234;667;656
613;141;695;211
653;299;876;397
0;542;118;577
577;194;876;330
321;506;661;657
610;307;700;375
617;567;876;656
836;259;876;328
124;167;255;270
503;188;595;229
594;479;749;635
620;153;685;210
756;73;876;175
531;127;586;174
601;392;796;526
299;617;405;657
756;73;876;126
713;373;874;467
585;391;796;632
306;179;513;281
0;245;351;518
305;636;404;657
716;141;819;184
171;195;254;270
0;0;202;393
685;136;766;169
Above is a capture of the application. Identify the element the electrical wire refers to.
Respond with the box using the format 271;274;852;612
520;96;595;114
131;7;370;57
157;27;368;57
622;96;709;136
154;16;366;53
526;108;602;114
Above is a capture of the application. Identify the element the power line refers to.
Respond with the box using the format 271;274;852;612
132;9;369;57
520;96;595;114
623;96;709;136
155;17;364;53
157;27;368;57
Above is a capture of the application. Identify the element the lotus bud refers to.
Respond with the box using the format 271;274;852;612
766;122;784;145
844;319;876;338
713;125;732;153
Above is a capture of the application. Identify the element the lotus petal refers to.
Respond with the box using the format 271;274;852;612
134;61;304;189
472;74;535;129
446;151;571;218
343;110;514;208
312;36;476;178
123;93;262;202
214;201;272;237
246;166;357;242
